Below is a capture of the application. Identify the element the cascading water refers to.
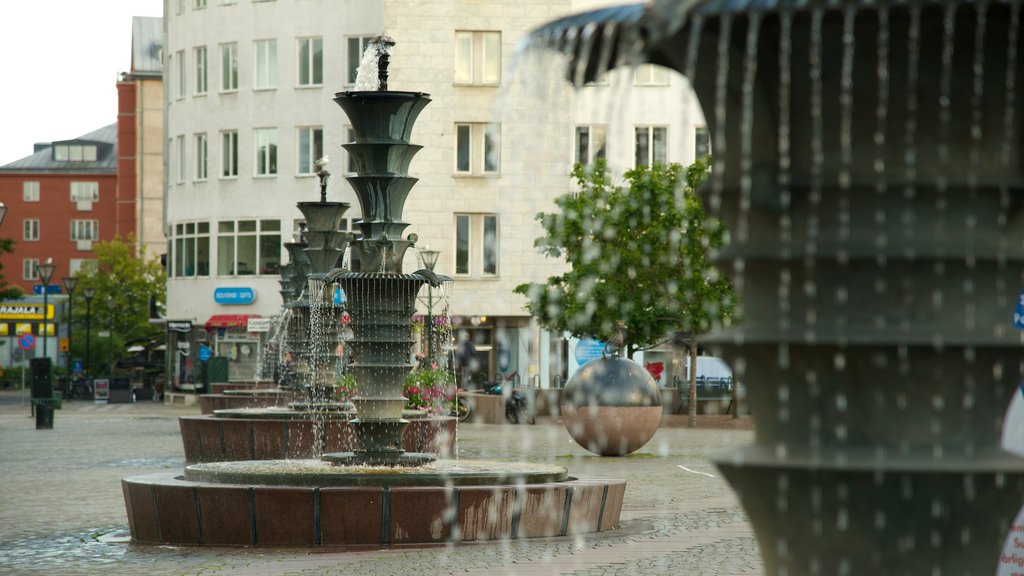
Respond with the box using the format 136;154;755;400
525;1;1024;573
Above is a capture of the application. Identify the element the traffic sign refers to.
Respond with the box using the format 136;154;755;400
18;333;36;351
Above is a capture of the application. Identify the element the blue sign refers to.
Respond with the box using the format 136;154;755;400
574;338;606;365
214;287;256;305
72;359;84;374
198;344;213;362
18;333;36;351
333;287;347;307
32;285;61;295
1015;288;1024;330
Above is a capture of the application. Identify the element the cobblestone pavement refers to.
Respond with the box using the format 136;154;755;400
0;389;762;575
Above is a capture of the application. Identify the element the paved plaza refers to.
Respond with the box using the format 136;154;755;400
0;390;761;575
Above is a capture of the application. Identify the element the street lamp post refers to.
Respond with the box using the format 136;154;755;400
35;259;56;360
83;287;95;378
62;276;78;383
420;248;440;362
0;202;8;226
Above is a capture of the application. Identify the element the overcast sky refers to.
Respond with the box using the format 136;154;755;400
0;0;163;166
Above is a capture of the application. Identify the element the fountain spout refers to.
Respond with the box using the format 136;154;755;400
372;35;396;91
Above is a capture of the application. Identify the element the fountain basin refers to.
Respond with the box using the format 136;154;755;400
122;464;624;546
199;391;301;414
180;413;456;463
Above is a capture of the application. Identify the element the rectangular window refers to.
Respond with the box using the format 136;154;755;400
455;214;470;275
195;133;208;180
23;181;40;202
254;39;277;89
634;63;670;86
69;182;99;202
194;0;206;9
54;144;97;162
220;42;238;91
694;126;710;159
194;46;207;94
454;214;499;276
454;31;501;85
23;219;39;242
176;50;186;98
221;130;238;177
297;127;323;175
175;0;184;15
176;135;186;183
70;220;99;241
297;37;323;86
454;122;500;175
254;128;277;176
347;36;373;85
575;125;608;165
217;219;279;276
23;258;39;281
172;221;210;277
635;126;668;167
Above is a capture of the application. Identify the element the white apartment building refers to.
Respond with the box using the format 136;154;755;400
162;0;706;387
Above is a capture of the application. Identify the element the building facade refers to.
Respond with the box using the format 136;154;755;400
162;0;707;387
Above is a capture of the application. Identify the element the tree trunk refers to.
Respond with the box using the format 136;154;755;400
687;337;698;428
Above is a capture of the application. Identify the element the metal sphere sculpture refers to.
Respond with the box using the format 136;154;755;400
560;356;661;456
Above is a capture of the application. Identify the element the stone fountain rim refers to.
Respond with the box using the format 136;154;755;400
183;458;570;487
333;90;431;99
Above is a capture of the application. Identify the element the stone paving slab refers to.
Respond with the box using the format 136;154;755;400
0;390;762;575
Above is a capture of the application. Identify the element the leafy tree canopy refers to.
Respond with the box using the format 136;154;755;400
71;236;166;345
514;158;735;357
0;238;23;299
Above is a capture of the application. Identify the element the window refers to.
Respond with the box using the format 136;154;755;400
454;214;498;276
195;133;208;181
23;219;39;242
194;0;206;8
54;144;97;162
254;39;277;89
298;37;323;86
297;127;323;175
23;181;40;202
217;219;280;276
254;128;277;176
173;222;211;277
23;259;39;281
455;123;500;175
194;46;207;95
176;135;186;183
221;130;238;177
68;259;89;275
347;36;373;84
695;126;710;159
220;42;238;91
176;50;186;98
635;126;667;167
175;0;184;15
71;220;99;241
634;63;670;86
454;31;501;85
69;182;99;202
220;0;236;4
575;125;608;165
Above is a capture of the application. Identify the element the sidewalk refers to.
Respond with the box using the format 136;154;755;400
0;391;762;575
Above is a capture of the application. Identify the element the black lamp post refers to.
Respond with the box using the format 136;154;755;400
62;276;78;381
0;202;7;226
420;248;440;362
35;259;56;359
83;287;95;378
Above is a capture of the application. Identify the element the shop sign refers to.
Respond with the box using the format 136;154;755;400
94;379;109;401
214;287;256;305
574;338;606;366
167;320;194;333
0;303;53;320
247;317;272;332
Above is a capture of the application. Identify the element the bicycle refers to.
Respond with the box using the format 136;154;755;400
505;388;535;424
449;387;472;423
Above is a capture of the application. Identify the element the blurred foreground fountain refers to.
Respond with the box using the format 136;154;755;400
123;37;625;547
531;1;1024;573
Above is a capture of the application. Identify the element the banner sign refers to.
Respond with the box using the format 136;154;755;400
214;287;256;305
0;303;53;321
167;320;193;333
247;317;272;332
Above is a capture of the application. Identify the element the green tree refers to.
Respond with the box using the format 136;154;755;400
0;237;24;299
514;158;735;426
70;236;165;374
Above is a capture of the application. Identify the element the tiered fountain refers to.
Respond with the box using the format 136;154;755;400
123;37;625;547
532;1;1024;573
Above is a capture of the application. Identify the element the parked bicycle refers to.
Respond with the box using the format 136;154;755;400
505;388;535;425
449;387;472;423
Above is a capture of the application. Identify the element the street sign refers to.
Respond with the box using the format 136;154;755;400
32;285;62;295
18;333;35;351
72;359;84;374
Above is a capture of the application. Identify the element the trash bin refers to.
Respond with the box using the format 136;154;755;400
34;399;54;429
51;392;62;410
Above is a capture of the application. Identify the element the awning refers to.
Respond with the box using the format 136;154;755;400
205;314;259;330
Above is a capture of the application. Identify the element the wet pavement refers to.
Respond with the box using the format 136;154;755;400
0;389;762;575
